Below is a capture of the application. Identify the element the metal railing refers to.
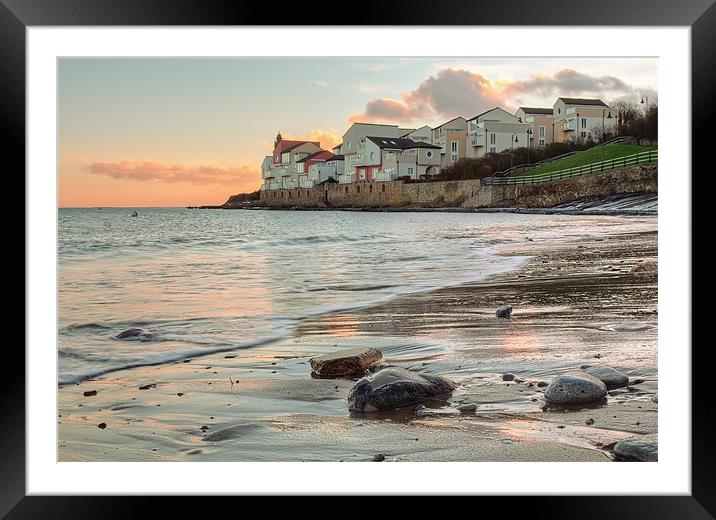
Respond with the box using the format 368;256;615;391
481;149;657;186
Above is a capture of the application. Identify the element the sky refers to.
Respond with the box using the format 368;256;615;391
58;57;657;207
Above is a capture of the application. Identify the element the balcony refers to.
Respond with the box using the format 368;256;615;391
562;119;576;131
470;134;485;147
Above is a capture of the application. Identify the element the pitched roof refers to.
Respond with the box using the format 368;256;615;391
557;97;607;106
274;140;320;156
432;116;467;130
296;150;333;163
467;106;511;122
366;136;441;150
518;107;553;115
328;154;345;161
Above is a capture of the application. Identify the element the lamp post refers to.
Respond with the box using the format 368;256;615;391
510;134;519;170
526;127;533;165
601;107;613;163
641;96;649;143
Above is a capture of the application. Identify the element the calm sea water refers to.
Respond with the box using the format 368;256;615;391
58;208;650;384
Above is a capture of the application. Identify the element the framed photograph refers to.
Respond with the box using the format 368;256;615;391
9;0;708;514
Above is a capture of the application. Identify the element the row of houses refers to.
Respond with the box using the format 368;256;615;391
260;97;617;191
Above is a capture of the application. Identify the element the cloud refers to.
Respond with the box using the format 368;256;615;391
86;160;260;186
349;68;504;125
503;68;653;105
282;128;342;150
350;67;655;126
314;80;328;88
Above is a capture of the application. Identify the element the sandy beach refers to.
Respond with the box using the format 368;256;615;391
58;220;657;462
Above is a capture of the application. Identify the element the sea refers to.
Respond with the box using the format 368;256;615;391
58;207;653;384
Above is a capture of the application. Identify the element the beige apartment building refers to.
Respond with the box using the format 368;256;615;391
431;117;468;169
515;107;555;147
553;97;616;143
466;107;530;159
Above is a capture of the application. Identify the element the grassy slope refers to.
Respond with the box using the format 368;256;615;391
519;143;657;178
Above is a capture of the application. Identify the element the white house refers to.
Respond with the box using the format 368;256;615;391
307;154;344;187
466;107;530;159
260;133;323;190
355;136;441;182
340;123;412;182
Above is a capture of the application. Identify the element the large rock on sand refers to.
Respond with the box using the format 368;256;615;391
348;367;456;412
614;439;658;462
115;327;153;340
544;371;607;405
310;347;382;377
583;366;630;390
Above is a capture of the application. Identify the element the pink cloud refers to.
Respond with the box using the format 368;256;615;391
86;160;260;186
350;67;653;125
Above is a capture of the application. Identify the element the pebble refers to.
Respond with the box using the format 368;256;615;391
502;373;515;381
496;305;513;318
97;423;107;429
83;390;97;397
585;418;595;425
537;381;548;388
310;347;383;377
373;453;386;462
583;366;630;390
458;403;477;413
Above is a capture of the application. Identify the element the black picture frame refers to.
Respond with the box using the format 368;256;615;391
6;0;707;516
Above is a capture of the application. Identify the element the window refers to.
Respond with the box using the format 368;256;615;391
356;185;360;193
296;163;304;173
490;133;496;144
306;190;309;197
581;131;587;138
370;152;375;161
345;186;348;193
381;184;386;192
539;139;545;146
359;171;365;180
407;167;414;176
489;146;496;153
369;185;373;193
539;126;545;138
557;108;561;114
581;118;587;129
281;152;290;163
451;141;458;152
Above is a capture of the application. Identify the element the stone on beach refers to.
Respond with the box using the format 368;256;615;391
496;305;513;318
583;366;630;390
347;367;456;412
544;372;607;405
630;259;657;275
115;327;154;340
458;403;477;413
502;373;515;381
310;347;383;377
613;439;658;462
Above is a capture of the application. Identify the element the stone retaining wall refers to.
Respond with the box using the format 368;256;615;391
257;164;657;209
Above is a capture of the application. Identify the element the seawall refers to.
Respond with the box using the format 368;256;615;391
257;164;657;209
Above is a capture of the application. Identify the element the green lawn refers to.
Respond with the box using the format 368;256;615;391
519;143;657;178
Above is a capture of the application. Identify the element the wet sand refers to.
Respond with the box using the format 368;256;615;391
58;222;657;462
